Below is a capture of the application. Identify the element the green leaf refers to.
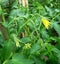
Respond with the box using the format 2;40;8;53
6;54;33;64
45;6;53;16
30;42;40;54
21;37;31;43
1;0;9;7
41;29;49;39
2;40;16;60
53;22;60;36
52;46;60;63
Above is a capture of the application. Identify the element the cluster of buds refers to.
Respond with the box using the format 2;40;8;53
23;43;31;49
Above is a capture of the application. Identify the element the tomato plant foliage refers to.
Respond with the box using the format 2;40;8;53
0;0;60;64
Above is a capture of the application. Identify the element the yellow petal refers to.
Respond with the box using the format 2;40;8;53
41;17;51;29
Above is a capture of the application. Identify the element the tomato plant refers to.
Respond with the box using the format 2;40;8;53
0;0;60;64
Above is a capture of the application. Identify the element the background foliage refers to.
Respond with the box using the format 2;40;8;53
0;0;60;64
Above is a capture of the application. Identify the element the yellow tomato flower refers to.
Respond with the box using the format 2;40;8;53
13;34;20;47
41;17;51;29
24;43;31;49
